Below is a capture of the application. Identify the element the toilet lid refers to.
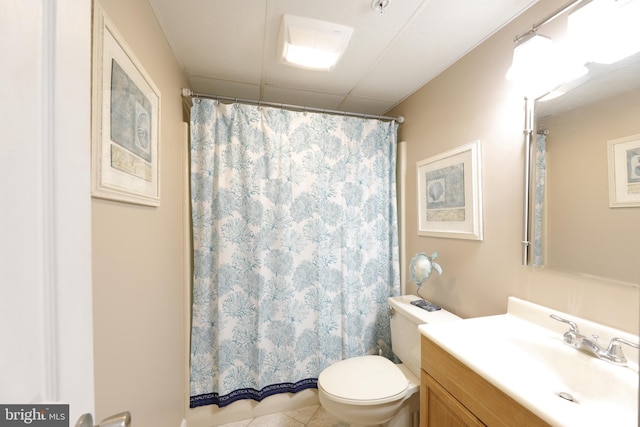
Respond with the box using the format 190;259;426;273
318;355;408;404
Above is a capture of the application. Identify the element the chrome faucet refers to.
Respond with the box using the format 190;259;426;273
550;314;639;366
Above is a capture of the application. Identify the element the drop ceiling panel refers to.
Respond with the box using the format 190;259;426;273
149;0;540;113
262;85;347;110
340;96;399;116
262;0;425;93
351;0;538;100
151;0;267;83
189;76;261;100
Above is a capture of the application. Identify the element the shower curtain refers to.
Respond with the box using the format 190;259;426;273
189;99;400;408
532;132;547;266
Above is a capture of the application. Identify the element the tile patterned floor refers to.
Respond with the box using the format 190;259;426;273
214;405;350;427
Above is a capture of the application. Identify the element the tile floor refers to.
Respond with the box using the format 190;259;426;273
214;405;349;427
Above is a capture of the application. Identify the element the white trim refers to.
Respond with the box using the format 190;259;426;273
398;141;407;295
42;0;60;402
54;0;95;419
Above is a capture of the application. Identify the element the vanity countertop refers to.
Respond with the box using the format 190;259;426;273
419;297;639;427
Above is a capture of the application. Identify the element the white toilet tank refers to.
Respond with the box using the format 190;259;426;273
388;295;461;378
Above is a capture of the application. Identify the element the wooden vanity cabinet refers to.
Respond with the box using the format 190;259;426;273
420;335;550;427
421;371;484;426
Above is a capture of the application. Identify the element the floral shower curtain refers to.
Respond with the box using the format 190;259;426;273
532;132;547;266
189;99;400;408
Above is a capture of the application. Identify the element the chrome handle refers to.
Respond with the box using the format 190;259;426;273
75;412;131;427
609;337;640;349
75;414;93;427
550;314;579;333
98;412;131;427
604;338;639;365
550;314;583;347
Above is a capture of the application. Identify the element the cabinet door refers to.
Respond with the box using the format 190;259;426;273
421;371;485;427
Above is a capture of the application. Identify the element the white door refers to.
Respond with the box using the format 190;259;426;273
0;0;95;424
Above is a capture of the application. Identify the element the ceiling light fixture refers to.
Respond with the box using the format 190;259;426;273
277;15;353;71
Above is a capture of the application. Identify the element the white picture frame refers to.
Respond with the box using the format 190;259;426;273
91;5;161;206
608;133;640;208
417;140;483;240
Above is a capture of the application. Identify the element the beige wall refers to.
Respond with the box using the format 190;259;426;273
389;0;639;334
91;0;189;426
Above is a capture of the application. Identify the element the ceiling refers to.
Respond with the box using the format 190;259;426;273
149;0;538;116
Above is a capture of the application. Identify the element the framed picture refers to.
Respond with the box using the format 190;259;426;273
608;133;640;208
417;140;483;240
91;5;161;206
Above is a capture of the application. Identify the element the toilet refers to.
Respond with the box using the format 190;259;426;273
317;294;461;426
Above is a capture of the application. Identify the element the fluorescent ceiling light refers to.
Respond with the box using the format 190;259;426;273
278;15;353;71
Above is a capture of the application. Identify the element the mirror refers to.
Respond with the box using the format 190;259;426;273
532;51;640;285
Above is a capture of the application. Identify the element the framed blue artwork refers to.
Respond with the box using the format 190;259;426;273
91;5;161;206
608;133;640;208
417;140;483;240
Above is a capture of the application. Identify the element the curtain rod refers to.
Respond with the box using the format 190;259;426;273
181;88;405;124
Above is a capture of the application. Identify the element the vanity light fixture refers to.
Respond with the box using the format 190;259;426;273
567;0;640;65
506;0;588;97
277;15;353;71
506;33;554;84
508;0;640;96
506;33;586;98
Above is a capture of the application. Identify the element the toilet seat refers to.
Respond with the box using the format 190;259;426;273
318;355;409;405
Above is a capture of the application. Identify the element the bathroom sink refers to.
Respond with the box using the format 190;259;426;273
419;297;639;426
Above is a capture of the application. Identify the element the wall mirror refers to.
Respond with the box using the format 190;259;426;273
531;51;640;285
